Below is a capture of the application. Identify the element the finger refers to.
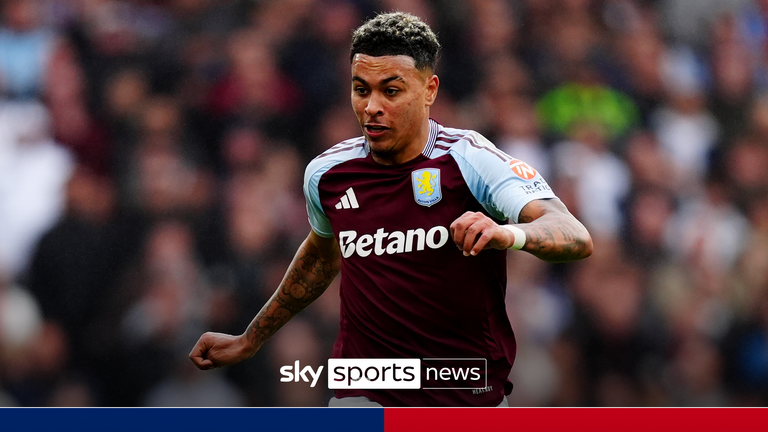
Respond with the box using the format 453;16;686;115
191;356;216;370
450;212;477;249
450;222;467;250
189;344;214;368
462;223;484;256
188;335;214;368
469;229;493;256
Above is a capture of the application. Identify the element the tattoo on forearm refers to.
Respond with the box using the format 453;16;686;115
523;214;590;262
517;199;592;262
247;245;338;348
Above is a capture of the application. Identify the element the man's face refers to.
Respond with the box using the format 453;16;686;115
350;54;438;165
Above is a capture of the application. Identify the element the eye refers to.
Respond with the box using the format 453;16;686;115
354;86;368;95
385;87;400;96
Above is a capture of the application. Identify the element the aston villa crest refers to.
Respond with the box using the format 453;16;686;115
411;168;442;207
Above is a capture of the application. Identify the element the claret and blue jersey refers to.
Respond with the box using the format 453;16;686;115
303;119;557;406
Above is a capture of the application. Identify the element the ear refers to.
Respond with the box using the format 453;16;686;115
425;74;439;107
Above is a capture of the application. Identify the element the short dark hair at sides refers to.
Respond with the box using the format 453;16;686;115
350;12;441;72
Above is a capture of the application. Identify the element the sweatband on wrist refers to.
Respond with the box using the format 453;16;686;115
501;224;526;250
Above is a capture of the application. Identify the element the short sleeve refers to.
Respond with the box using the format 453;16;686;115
449;132;556;223
303;160;335;238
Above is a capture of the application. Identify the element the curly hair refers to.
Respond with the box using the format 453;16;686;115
350;12;441;72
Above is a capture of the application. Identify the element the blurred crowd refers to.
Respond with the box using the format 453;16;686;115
1;0;768;407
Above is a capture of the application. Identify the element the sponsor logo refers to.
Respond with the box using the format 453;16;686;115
412;168;442;207
280;360;324;388
328;359;421;389
518;180;551;195
472;385;494;395
338;226;450;258
326;358;487;390
422;358;487;390
335;187;359;209
281;358;488;390
509;159;538;180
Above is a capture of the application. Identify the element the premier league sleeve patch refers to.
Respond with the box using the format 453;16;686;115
411;168;442;207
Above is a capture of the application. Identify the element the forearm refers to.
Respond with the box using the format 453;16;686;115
243;234;340;352
517;200;593;263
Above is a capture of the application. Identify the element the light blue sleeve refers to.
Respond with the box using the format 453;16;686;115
450;132;556;223
303;159;336;238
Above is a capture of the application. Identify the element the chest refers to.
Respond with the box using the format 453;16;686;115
318;155;480;236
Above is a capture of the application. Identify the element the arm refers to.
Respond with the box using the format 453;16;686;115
189;230;341;370
450;198;593;263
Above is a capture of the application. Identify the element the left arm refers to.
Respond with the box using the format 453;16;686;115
450;198;593;263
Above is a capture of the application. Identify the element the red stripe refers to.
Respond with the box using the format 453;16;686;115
385;407;768;432
438;131;464;139
435;134;509;162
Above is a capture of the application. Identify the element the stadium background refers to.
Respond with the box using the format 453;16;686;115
1;0;767;407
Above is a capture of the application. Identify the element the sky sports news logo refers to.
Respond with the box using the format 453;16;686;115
280;358;488;391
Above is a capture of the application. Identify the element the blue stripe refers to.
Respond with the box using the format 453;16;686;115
1;408;385;432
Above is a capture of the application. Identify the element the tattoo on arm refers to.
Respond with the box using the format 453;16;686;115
518;199;593;262
246;245;339;349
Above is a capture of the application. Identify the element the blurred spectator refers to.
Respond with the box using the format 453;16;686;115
0;0;57;99
723;132;768;211
549;117;631;239
0;268;70;406
567;238;668;407
107;219;212;405
664;171;749;298
206;28;302;143
143;359;246;407
621;186;678;267
659;0;751;48
505;251;568;407
652;45;719;196
537;62;640;142
667;334;728;406
0;101;73;280
708;13;757;149
722;289;768;405
606;8;667;124
24;162;145;402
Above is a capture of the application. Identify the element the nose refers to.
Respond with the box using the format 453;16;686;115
364;92;384;117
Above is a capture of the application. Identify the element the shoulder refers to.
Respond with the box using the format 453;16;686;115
429;125;510;162
305;136;367;182
433;126;511;160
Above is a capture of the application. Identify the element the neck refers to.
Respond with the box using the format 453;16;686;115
371;117;431;165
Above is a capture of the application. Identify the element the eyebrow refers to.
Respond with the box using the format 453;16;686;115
352;75;405;86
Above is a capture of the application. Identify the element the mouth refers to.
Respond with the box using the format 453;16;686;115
364;124;389;138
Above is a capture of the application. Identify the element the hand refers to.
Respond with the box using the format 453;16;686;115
449;211;516;256
188;332;256;370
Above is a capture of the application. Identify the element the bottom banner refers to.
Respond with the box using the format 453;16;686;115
3;407;767;431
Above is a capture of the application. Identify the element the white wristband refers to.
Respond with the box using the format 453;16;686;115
501;225;526;250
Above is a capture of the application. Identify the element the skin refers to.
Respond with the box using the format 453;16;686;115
188;53;593;370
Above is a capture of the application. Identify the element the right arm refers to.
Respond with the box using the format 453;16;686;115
189;230;341;370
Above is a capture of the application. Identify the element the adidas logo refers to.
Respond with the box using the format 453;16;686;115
335;187;359;209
